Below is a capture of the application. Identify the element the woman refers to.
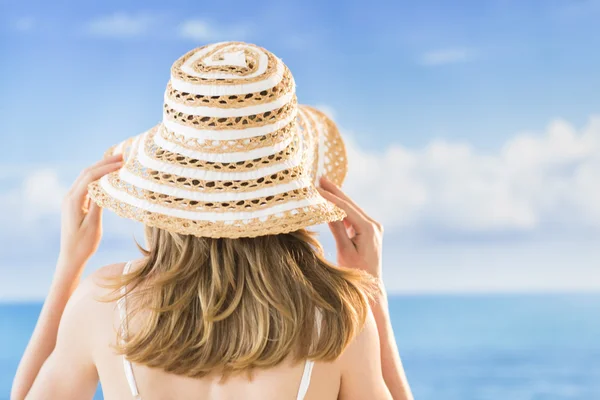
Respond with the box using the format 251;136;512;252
12;42;413;400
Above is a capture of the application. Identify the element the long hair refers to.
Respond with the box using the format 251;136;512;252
103;227;377;378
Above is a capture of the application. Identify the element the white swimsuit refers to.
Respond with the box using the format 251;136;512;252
117;261;317;400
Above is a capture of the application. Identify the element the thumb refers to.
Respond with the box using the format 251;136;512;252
328;220;354;252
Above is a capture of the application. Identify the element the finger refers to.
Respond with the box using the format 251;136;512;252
96;153;123;165
82;195;91;213
327;220;354;251
343;219;357;239
71;154;123;189
71;161;123;202
319;176;377;224
317;187;371;235
84;200;103;228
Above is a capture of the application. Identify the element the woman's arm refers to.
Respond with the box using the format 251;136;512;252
17;273;100;400
337;308;393;400
370;291;413;399
318;177;414;400
11;155;123;399
11;261;83;399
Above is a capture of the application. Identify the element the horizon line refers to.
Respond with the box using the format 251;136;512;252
2;289;600;303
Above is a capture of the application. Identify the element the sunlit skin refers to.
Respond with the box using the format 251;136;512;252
11;155;413;400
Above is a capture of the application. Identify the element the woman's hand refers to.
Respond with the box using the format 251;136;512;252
11;155;121;400
317;176;384;281
319;177;414;400
56;154;123;283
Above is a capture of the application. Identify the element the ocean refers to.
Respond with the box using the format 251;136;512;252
1;293;599;400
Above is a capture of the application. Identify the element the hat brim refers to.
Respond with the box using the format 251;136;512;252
89;105;347;238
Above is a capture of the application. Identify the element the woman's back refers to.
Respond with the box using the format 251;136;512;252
73;261;380;400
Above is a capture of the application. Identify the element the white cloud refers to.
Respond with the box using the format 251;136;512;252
0;167;142;255
84;14;251;41
342;117;600;234
177;19;251;41
0;168;66;226
379;238;600;294
419;47;472;66
86;13;158;38
21;169;66;222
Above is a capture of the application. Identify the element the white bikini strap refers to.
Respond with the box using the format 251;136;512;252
296;309;323;400
296;360;314;400
117;261;141;399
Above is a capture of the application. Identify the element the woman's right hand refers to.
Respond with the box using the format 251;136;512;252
319;177;414;400
317;177;384;281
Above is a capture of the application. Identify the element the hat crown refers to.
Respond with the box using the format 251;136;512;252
167;42;296;114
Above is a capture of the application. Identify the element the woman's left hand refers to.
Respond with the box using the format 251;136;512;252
56;154;123;283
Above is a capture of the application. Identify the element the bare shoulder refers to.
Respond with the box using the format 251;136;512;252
47;263;128;364
71;262;128;303
61;262;132;336
89;261;130;285
337;307;392;399
338;307;380;367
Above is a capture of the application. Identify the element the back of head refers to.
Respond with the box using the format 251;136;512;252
110;227;376;378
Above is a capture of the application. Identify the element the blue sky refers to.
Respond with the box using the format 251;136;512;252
1;0;599;299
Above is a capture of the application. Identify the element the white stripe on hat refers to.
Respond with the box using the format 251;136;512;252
163;88;295;118
180;43;270;80
136;133;304;181
162;109;297;140
100;174;325;221
313;110;327;179
297;108;315;179
153;129;295;163
171;57;286;96
118;167;312;202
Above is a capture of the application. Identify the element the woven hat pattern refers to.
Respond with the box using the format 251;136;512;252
89;42;347;238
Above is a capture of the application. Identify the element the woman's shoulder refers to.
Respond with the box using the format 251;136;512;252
86;259;145;294
92;261;127;278
55;262;131;351
338;307;379;366
67;260;139;316
85;262;128;296
336;308;393;397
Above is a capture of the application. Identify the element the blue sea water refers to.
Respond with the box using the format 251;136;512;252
1;294;599;400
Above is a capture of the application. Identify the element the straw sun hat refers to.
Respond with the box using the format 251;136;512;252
89;41;348;238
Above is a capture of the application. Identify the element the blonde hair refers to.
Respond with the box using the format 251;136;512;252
105;227;377;378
